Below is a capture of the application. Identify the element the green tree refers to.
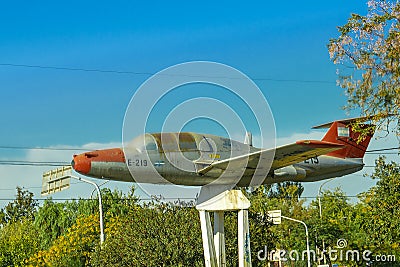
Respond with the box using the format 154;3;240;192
308;188;355;266
100;186;139;218
268;182;304;200
0;219;40;266
34;198;96;250
357;157;400;259
248;183;310;266
0;187;37;225
328;2;400;264
91;203;204;267
328;0;400;131
35;186;138;251
28;214;100;266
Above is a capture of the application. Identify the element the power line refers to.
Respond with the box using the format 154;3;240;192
0;63;152;75
0;145;90;151
0;195;362;201
0;182;84;191
0;160;70;166
366;147;400;153
365;152;399;154
0;63;335;84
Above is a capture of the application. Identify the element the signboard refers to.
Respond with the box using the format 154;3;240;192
267;210;282;224
41;166;72;196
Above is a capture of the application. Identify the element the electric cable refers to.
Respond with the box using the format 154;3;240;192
0;63;335;84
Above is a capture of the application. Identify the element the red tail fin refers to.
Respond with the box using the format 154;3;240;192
313;119;375;158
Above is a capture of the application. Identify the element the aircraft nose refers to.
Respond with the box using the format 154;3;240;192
71;153;92;174
71;148;124;176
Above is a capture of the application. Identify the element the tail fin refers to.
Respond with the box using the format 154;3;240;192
312;117;375;158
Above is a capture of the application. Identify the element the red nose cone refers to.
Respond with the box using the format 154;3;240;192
71;148;125;176
71;154;91;174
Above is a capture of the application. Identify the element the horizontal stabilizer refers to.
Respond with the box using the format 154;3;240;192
312;115;375;129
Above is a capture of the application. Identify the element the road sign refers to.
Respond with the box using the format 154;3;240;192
41;166;72;196
267;210;282;224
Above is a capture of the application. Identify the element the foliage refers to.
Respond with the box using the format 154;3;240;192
327;3;400;264
0;180;398;266
248;183;309;266
34;186;138;251
307;188;355;266
268;182;304;200
28;214;100;266
34;198;96;250
328;0;400;133
0;187;38;225
101;186;139;218
90;203;204;266
308;188;352;248
0;219;40;267
357;157;400;258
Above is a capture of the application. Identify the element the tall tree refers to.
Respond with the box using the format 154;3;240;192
0;187;37;225
357;157;400;258
328;0;400;132
307;188;354;265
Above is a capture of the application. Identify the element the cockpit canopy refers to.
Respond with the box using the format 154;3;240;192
129;132;198;153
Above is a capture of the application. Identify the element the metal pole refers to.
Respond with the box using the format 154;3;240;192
318;178;334;219
71;176;105;244
317;178;334;264
281;216;310;267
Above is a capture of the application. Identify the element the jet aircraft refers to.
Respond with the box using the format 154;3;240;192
71;118;375;187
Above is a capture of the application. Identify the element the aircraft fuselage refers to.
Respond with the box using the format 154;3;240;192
73;147;364;186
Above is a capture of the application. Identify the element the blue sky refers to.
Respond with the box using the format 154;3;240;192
2;1;395;205
0;1;368;145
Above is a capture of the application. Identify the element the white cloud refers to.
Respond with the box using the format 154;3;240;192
0;142;132;209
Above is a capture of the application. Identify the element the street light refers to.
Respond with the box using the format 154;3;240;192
317;177;334;264
73;175;105;244
281;216;311;267
318;178;334;219
268;211;311;267
42;166;105;244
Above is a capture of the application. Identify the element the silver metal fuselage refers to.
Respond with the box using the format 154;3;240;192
87;149;364;186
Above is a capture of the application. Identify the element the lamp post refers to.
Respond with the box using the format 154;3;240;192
267;211;310;267
318;178;334;219
281;216;311;267
72;175;105;244
317;178;334;264
42;166;105;245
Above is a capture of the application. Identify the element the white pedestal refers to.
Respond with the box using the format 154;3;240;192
196;186;252;267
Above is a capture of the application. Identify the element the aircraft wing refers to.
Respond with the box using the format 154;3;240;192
197;140;344;177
